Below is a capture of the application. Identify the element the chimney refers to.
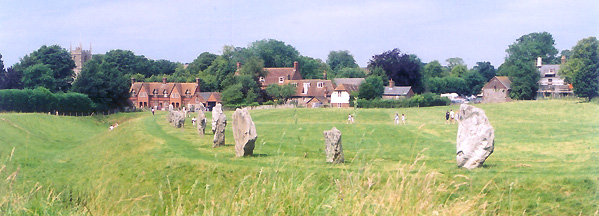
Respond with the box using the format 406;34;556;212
293;61;299;72
536;57;542;68
389;79;395;88
162;77;167;84
323;70;327;80
131;77;136;85
561;55;566;65
237;62;241;70
196;78;201;92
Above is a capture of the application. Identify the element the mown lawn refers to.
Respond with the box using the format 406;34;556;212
1;99;597;215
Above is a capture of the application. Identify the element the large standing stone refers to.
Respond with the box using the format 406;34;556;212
211;104;223;134
456;104;495;169
212;111;227;148
196;104;207;135
170;111;186;128
323;127;344;163
232;108;257;157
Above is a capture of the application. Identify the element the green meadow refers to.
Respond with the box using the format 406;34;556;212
0;100;597;215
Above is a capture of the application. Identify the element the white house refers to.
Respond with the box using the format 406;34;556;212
331;78;364;108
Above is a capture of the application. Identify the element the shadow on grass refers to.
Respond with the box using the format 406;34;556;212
249;153;268;157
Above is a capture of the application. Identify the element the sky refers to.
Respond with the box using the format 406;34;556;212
1;0;598;69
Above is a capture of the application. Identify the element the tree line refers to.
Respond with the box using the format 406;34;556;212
0;33;597;112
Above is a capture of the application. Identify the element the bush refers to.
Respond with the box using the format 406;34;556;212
357;93;450;108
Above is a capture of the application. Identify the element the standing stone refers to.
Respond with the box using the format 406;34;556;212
196;103;207;135
212;111;227;148
171;111;185;128
456;104;495;169
323;127;344;163
232;108;257;157
212;104;223;134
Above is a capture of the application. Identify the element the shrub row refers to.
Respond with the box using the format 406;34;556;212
357;92;450;108
0;88;94;113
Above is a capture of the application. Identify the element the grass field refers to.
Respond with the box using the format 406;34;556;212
1;100;598;215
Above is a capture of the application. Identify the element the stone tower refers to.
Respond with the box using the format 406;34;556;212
70;42;92;78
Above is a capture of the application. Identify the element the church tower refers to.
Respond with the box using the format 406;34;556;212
70;42;92;78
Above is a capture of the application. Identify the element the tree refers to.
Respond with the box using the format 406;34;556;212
463;70;486;95
266;83;296;102
334;67;366;78
327;50;358;72
297;56;328;79
0;54;5;89
1;67;22;89
358;76;384;100
422;60;446;80
498;32;557;99
187;52;218;74
367;48;424;93
21;63;55;90
507;59;539;100
72;55;129;109
13;45;76;92
562;37;599;99
247;39;299;68
472;61;496;81
445;57;465;71
450;64;468;77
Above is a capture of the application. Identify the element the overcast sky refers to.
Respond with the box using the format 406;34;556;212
1;0;598;69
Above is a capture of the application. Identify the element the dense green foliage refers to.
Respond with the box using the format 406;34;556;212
356;92;450;108
11;45;76;92
1;100;596;215
0;87;93;112
357;76;384;100
265;83;296;102
561;37;599;99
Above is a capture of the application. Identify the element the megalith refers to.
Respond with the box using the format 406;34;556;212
196;103;207;135
212;104;223;134
232;108;257;157
456;104;495;169
170;111;185;128
323;127;344;163
212;111;227;148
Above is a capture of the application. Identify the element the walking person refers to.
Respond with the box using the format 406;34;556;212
151;107;155;115
401;114;406;125
395;113;400;125
450;110;455;124
445;110;450;124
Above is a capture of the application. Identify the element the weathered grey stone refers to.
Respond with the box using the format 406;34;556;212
171;111;186;128
323;127;344;163
212;111;227;148
196;103;207;135
456;104;495;169
232;108;257;157
211;104;223;134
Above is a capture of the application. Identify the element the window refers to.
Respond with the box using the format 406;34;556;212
140;92;148;97
291;82;298;87
548;79;553;83
172;93;180;98
153;89;158;95
317;82;323;88
185;89;190;95
302;83;310;94
279;77;284;83
259;77;265;82
163;89;168;97
131;90;136;96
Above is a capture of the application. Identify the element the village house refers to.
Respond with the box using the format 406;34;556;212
287;79;335;108
482;76;512;103
536;56;573;98
331;78;365;108
129;77;221;110
258;61;303;88
382;79;414;100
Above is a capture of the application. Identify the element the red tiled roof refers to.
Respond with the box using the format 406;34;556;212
288;79;335;97
262;67;303;86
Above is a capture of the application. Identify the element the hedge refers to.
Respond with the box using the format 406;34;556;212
356;92;450;108
0;88;94;113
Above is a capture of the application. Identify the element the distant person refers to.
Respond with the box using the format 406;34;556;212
450;110;455;124
151;107;155;115
401;114;406;125
445;111;450;124
351;115;354;124
395;113;400;125
109;125;114;131
192;117;197;125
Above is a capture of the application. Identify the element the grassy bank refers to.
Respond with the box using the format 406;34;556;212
1;100;598;215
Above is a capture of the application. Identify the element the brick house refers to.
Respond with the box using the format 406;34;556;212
129;77;220;110
259;61;303;88
287;79;335;108
482;76;512;103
